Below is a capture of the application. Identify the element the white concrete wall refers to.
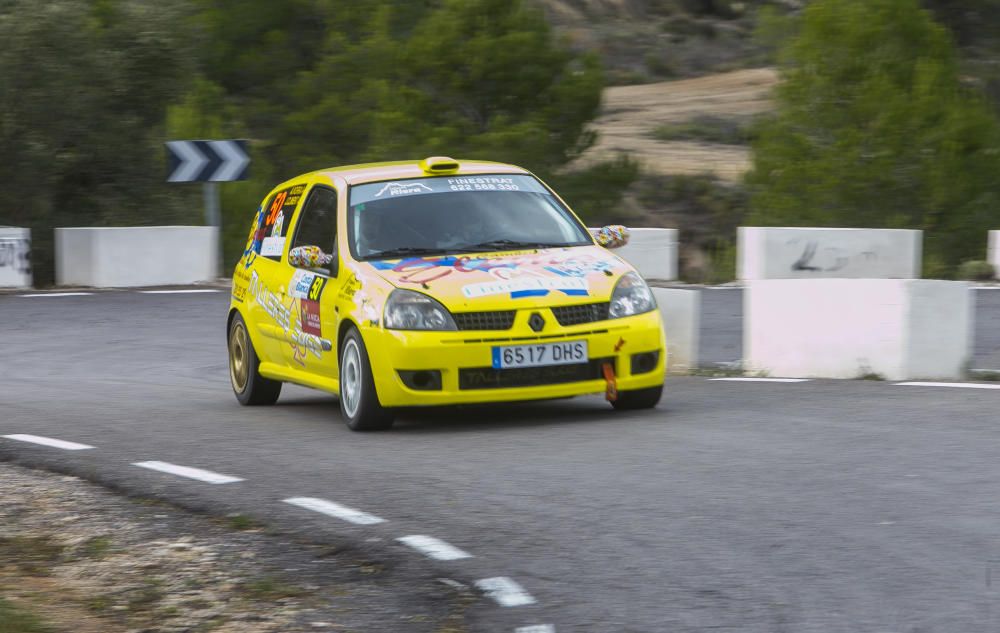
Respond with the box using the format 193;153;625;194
0;227;31;288
744;279;972;381
652;287;699;374
738;227;922;280
989;231;999;279
56;226;219;287
591;227;678;281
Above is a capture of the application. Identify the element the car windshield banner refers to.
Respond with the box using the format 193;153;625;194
350;174;550;207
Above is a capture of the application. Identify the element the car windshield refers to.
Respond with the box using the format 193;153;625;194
347;174;592;260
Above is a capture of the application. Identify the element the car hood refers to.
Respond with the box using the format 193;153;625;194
360;245;632;311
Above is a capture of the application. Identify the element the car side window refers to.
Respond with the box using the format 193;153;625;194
289;186;338;276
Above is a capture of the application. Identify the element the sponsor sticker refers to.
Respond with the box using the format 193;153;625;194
301;299;321;336
461;276;588;299
289;269;315;299
260;236;285;257
374;182;435;198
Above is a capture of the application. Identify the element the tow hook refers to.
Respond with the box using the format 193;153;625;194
602;362;618;402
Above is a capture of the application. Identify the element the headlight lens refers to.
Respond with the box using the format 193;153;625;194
609;272;655;319
383;289;457;331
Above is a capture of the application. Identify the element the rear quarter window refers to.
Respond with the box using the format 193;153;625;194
247;184;307;261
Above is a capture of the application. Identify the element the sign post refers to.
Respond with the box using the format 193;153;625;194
166;140;250;277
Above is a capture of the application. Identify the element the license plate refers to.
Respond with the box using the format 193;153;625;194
492;340;588;369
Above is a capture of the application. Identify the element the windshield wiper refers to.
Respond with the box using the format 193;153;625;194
455;239;567;252
364;246;447;260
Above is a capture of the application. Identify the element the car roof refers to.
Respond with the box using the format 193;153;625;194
287;159;532;188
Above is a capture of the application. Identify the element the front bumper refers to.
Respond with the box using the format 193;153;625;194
365;309;666;407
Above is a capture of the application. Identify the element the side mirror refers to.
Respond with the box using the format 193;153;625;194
591;225;630;249
289;245;334;271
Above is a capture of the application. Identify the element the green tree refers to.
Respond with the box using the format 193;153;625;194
0;0;194;284
193;0;619;247
273;0;604;177
746;0;1000;274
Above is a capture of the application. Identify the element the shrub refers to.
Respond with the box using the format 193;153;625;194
957;260;996;280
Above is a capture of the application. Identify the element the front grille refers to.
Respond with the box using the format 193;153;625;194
459;358;614;390
551;302;611;327
453;310;516;331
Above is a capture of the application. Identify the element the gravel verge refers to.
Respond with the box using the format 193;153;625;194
0;462;472;633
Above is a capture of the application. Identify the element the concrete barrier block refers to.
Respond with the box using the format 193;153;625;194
56;226;219;287
738;227;922;280
616;228;678;281
652;287;699;374
989;231;999;279
744;279;972;381
0;227;31;288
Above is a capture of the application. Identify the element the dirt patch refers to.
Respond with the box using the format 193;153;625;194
575;68;779;180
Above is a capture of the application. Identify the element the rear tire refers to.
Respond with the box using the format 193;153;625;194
228;312;282;406
339;328;395;431
611;384;662;410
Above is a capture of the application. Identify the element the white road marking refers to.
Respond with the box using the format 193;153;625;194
139;289;221;294
708;377;810;383
896;381;1000;390
132;461;244;484
18;292;93;297
397;535;472;561
516;626;555;633
2;434;94;450
283;497;385;525
476;577;536;607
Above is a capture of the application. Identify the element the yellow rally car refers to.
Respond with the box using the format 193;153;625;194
227;157;666;430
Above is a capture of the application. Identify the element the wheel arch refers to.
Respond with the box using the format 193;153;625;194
337;316;360;359
227;306;263;351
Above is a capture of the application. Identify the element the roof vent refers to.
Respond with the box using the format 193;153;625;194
419;156;460;174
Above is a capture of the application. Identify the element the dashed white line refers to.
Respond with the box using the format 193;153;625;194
516;626;555;633
2;434;95;450
476;577;536;607
397;535;473;561
17;292;93;297
133;461;244;484
708;377;810;383
139;289;221;294
283;497;385;525
896;381;1000;390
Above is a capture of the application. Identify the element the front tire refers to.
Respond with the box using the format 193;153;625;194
339;328;395;431
229;312;282;406
611;384;662;410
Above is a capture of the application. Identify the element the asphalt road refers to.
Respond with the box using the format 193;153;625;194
697;286;1000;369
2;290;1000;632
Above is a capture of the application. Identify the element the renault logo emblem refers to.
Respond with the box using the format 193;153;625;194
528;313;545;332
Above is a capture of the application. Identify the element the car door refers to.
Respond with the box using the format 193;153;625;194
280;182;341;379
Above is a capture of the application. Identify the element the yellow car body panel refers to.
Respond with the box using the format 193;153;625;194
229;159;666;408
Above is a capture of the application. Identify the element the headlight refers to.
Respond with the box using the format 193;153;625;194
609;272;655;319
383;289;457;331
